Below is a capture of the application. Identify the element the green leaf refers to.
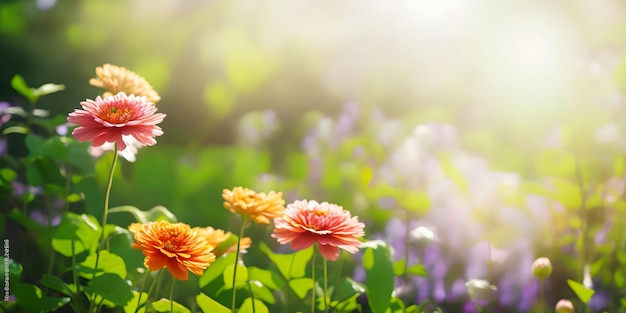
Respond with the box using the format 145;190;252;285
0;168;17;182
11;75;37;104
33;83;65;97
151;298;191;313
259;242;313;280
199;253;236;287
40;274;75;297
77;250;127;279
0;256;22;278
223;263;248;289
51;213;100;257
2;125;29;135
196;292;230;313
333;277;365;303
87;273;134;307
14;283;71;312
247;280;275;304
362;241;394;313
247;267;284;290
123;291;148;313
108;205;178;223
567;279;595;304
288;277;313;299
552;178;582;209
406;263;428;277
238;298;269;313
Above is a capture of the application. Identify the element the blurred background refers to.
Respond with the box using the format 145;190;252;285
3;0;626;311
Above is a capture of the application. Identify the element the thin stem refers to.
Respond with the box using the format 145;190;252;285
89;147;119;312
247;281;257;313
231;219;248;312
323;258;329;313
311;248;316;313
134;270;151;313
169;278;176;313
147;270;163;302
574;154;589;313
403;211;411;286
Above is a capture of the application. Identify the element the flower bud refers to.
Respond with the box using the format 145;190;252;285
465;279;497;306
531;257;552;279
555;299;574;313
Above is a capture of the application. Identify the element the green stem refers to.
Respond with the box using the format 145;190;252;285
574;155;589;313
231;219;248;312
147;270;163;302
311;248;316;313
169;278;176;313
134;270;151;313
89;147;119;312
247;281;257;313
323;258;329;313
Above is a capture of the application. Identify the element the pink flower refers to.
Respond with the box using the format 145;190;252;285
67;92;165;151
272;200;365;261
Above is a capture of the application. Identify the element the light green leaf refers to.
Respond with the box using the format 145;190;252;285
259;242;313;280
567;279;595;304
199;253;236;288
289;277;313;300
196;292;230;313
238;298;269;313
247;280;275;304
108;205;177;223
223;263;248;289
51;213;100;257
77;250;127;279
34;83;65;97
151;298;191;313
123;291;148;313
247;267;284;290
11;75;36;104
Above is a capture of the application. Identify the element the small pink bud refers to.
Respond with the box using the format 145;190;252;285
531;257;552;279
555;299;574;313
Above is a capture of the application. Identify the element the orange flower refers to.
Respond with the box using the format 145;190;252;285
192;226;252;257
222;187;285;224
129;221;215;280
272;200;365;261
89;64;161;104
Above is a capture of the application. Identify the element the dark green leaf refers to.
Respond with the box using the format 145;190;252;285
362;241;394;313
87;273;134;307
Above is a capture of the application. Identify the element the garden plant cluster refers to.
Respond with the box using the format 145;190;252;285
0;63;624;313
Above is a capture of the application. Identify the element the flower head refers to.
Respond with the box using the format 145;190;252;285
89;64;161;104
222;187;285;224
67;92;166;151
555;299;574;313
272;200;365;261
192;226;252;257
129;221;215;280
531;257;552;279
